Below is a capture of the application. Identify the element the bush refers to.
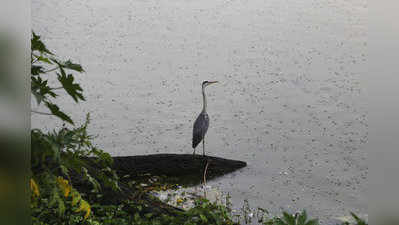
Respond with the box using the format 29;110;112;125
31;31;119;224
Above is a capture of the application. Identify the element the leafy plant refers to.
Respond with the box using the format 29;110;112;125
177;198;235;225
31;31;84;124
258;211;318;225
30;32;120;224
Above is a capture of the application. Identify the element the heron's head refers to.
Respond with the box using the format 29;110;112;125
202;80;218;88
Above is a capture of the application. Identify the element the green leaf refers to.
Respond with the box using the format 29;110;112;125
31;76;57;105
60;165;69;176
134;213;140;221
63;60;84;72
45;101;74;125
51;58;84;72
350;212;366;225
58;198;66;216
305;219;319;225
48;186;65;216
37;56;53;64
57;71;85;102
283;212;296;225
31;31;53;55
199;214;208;223
71;190;82;206
31;65;44;75
82;167;101;192
31;90;44;105
297;211;307;225
275;218;288;225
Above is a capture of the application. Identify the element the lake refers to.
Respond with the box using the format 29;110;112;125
32;0;367;223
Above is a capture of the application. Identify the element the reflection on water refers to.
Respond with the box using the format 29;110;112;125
32;0;367;223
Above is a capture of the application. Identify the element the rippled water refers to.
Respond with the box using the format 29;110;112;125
32;0;367;223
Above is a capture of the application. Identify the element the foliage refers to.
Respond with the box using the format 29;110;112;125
30;32;119;224
228;200;367;225
171;198;235;225
257;211;368;225
88;198;236;225
31;31;84;125
261;211;318;225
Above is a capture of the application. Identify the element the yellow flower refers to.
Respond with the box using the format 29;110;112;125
57;176;71;197
30;178;40;198
176;198;184;204
75;199;91;219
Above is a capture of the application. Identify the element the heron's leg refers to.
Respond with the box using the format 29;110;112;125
193;148;196;155
202;137;205;156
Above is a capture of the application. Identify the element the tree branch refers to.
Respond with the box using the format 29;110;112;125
43;67;58;73
31;110;53;116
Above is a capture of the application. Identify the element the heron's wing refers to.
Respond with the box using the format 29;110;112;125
192;112;209;148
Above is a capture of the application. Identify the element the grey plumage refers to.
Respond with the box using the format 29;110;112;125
192;80;218;156
192;112;209;149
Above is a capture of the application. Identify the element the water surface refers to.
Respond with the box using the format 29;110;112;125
32;0;367;223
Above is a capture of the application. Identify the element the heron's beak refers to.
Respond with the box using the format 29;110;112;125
208;81;218;85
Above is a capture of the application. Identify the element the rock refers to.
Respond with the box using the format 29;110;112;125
111;154;247;185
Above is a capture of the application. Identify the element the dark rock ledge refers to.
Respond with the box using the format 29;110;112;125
112;154;247;186
76;154;246;216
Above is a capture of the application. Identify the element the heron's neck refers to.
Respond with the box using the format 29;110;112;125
202;86;207;113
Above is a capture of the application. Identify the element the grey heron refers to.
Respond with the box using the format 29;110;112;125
192;80;218;156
